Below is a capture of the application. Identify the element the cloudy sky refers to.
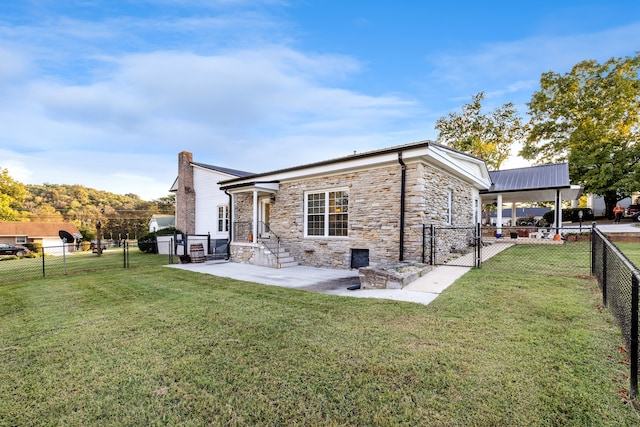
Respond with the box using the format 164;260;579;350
1;1;639;200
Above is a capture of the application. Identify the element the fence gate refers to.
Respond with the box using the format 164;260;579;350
424;224;481;268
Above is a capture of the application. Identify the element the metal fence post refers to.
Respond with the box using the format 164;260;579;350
631;274;639;399
422;225;426;264
42;246;45;278
125;242;130;268
430;224;435;266
602;240;608;307
476;223;482;269
591;223;596;276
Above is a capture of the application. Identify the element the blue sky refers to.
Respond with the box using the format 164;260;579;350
1;0;639;200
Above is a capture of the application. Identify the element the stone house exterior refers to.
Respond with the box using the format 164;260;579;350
219;141;491;269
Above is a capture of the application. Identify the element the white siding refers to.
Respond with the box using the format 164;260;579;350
193;167;233;238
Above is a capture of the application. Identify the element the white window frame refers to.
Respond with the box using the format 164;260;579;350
217;205;229;233
15;236;27;244
304;188;349;238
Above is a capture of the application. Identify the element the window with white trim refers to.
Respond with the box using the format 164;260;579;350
305;190;349;237
217;205;229;232
15;236;27;244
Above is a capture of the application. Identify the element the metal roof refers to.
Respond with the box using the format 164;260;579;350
481;163;583;203
191;162;254;178
487;163;570;192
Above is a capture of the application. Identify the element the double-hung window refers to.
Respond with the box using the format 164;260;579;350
217;205;229;232
305;190;348;237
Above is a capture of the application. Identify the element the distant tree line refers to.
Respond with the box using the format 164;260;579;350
0;172;174;242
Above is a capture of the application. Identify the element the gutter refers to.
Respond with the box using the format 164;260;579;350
398;152;406;261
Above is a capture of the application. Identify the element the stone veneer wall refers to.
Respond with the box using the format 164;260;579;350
232;193;254;240
229;159;478;269
405;162;478;263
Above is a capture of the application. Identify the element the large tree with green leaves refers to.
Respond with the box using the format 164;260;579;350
435;92;527;170
0;168;27;221
521;54;640;218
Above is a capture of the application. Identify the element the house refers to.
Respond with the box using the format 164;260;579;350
0;221;81;253
171;151;253;255
148;214;175;232
218;141;491;269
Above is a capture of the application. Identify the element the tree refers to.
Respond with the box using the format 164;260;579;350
435;92;528;170
0;168;27;221
521;54;640;218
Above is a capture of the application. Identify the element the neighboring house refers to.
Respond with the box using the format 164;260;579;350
171;151;253;254
218;141;491;269
148;214;175;232
0;221;81;253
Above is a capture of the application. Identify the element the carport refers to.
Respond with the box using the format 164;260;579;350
480;163;583;238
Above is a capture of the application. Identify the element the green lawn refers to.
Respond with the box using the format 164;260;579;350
0;249;173;283
1;246;639;425
615;242;640;269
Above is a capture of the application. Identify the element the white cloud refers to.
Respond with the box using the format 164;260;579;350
0;45;422;198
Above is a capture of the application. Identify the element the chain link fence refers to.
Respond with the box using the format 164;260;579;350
0;241;172;285
425;224;593;273
591;227;640;399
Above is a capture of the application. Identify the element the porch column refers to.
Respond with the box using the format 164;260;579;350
554;189;562;235
496;194;503;238
511;202;517;226
252;190;258;244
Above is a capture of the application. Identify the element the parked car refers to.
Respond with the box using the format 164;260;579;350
0;243;29;256
625;204;640;218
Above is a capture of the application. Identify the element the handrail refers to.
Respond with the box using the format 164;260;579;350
257;221;281;265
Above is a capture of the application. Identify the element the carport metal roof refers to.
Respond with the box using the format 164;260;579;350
480;163;583;204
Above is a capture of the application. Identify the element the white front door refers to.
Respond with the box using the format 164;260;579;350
259;198;272;237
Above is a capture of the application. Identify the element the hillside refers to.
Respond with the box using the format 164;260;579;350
22;183;174;240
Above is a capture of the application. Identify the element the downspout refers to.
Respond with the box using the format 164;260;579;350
224;189;232;260
398;152;406;261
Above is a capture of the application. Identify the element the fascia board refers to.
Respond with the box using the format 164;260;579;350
225;182;280;194
426;145;491;190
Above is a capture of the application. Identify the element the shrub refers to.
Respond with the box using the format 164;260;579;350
24;242;42;254
543;208;594;224
138;227;182;254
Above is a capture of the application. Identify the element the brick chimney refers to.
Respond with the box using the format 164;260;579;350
176;151;196;234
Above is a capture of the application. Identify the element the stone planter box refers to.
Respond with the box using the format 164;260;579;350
359;262;432;289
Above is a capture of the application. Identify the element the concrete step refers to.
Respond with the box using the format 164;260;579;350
278;260;299;268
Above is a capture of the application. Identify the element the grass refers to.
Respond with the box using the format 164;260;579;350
1;244;639;425
615;242;640;269
0;249;172;283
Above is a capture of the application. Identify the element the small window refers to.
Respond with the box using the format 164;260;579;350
15;236;27;244
217;205;229;233
447;190;453;225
